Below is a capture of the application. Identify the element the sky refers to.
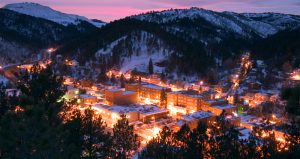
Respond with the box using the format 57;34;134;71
1;0;300;22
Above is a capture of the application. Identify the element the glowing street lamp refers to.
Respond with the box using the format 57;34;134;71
47;48;55;53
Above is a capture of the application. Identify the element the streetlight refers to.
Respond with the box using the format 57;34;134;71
199;80;203;93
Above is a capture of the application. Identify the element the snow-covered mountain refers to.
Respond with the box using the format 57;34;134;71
76;8;300;76
1;4;299;76
0;7;99;65
3;2;105;27
133;8;300;38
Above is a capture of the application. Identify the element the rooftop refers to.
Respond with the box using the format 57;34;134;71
142;84;165;90
94;104;168;115
79;94;97;99
182;111;213;121
213;104;236;110
123;90;135;95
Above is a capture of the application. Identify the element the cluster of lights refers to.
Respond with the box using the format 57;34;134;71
290;70;300;80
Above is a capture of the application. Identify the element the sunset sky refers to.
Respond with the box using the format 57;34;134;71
1;0;300;22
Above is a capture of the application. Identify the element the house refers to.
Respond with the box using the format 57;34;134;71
78;94;98;105
79;80;94;88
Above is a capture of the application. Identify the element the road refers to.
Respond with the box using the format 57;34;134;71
0;59;47;85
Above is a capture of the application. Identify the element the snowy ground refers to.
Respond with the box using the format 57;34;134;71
0;75;9;85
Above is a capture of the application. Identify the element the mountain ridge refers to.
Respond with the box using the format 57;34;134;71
1;3;299;76
3;2;105;27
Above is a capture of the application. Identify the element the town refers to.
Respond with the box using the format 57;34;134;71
1;50;298;151
0;1;300;158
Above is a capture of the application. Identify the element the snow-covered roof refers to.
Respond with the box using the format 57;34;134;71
142;84;165;90
182;111;213;121
79;94;97;99
168;90;203;98
94;104;168;115
213;104;236;110
123;91;135;95
204;98;227;104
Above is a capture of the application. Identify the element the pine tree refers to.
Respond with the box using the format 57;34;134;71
148;58;154;75
18;64;66;105
0;83;8;117
110;73;116;84
0;64;67;158
160;89;167;108
81;108;112;158
111;115;139;158
160;72;167;84
97;70;108;83
281;85;300;117
138;76;142;84
139;126;177;159
186;122;208;159
120;74;125;88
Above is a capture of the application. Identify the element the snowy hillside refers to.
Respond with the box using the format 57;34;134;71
96;31;173;73
3;2;105;27
242;13;300;30
133;8;300;38
0;37;32;65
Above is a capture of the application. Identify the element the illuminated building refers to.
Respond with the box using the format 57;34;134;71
125;83;171;106
202;103;237;116
63;86;79;100
79;80;94;88
105;89;138;105
181;111;215;129
200;98;228;109
167;91;203;115
78;94;98;105
93;104;169;127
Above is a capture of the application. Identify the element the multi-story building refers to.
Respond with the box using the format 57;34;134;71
125;83;171;106
167;91;203;115
105;89;138;105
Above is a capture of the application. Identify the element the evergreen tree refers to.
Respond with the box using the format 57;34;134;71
81;108;112;158
283;121;300;159
186;122;208;159
112;115;139;159
138;76;142;84
281;85;300;117
0;83;8;118
148;58;154;75
160;89;167;108
18;64;66;105
160;72;167;84
0;64;67;158
120;74;126;88
110;73;116;84
97;70;108;83
139;126;177;159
